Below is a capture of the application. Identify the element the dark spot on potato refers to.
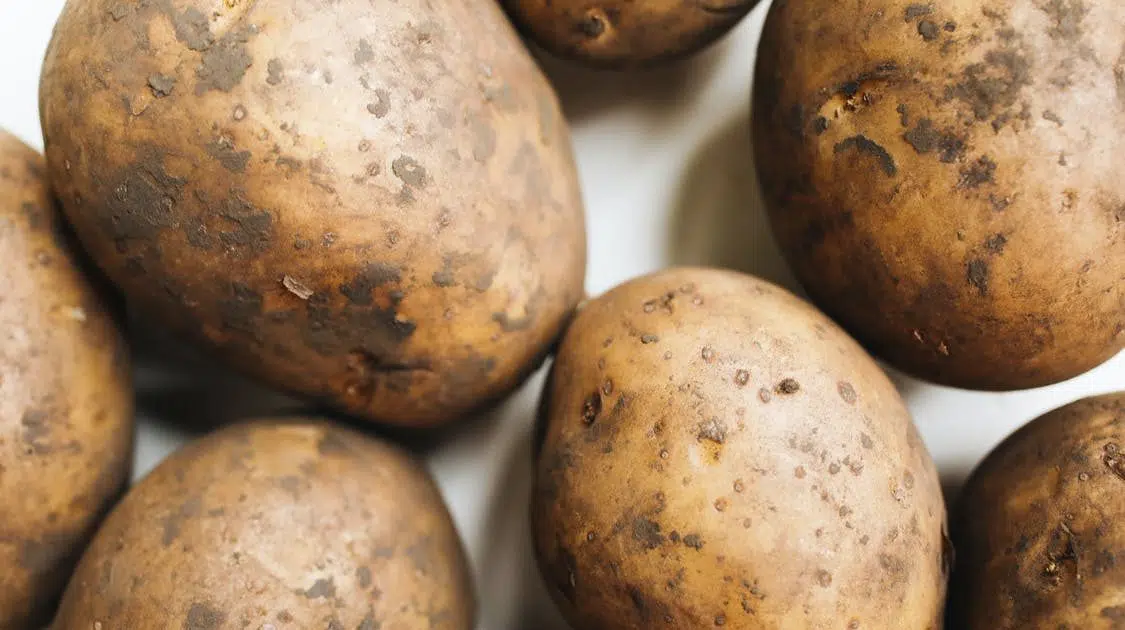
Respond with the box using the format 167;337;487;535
834;135;897;177
904;3;933;20
918;20;939;41
184;602;225;630
640;334;659;344
966;258;990;296
103;150;185;244
215;192;274;252
170;6;213;51
1042;110;1064;126
734;369;750;386
276;611;294;622
195;27;255;94
816;569;833;587
813;116;829;134
861;433;874;449
1104;443;1125;480
218;282;263;338
954;49;1031;121
985;233;1008;253
758;388;772;403
20;409;52;455
354;38;375;65
1103;606;1125;621
697;418;728;444
683;534;704;550
896;103;910;127
356;566;373;591
392;155;426;187
576;11;607;38
339;263;401;306
582;392;602;426
776;379;801;395
161;497;203;546
1039;0;1088;42
903;119;965;163
266;58;284;85
299;577;336;599
367;89;390;118
838;381;857;404
958;156;997;189
205;136;251;173
357;612;378;630
148;73;175;97
632;518;664;550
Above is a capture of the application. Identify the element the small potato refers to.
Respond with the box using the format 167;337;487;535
753;0;1125;390
502;0;760;69
950;393;1125;629
0;130;133;630
52;418;475;629
39;0;586;429
532;267;949;629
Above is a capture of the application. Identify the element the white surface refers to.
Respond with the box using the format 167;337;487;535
2;2;1123;629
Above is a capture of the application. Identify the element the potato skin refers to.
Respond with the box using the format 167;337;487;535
502;0;759;69
950;393;1125;629
39;0;587;428
0;131;133;630
752;0;1125;390
53;418;475;629
531;267;948;629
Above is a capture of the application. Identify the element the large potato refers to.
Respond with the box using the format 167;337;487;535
39;0;587;428
502;0;760;69
53;418;475;629
532;267;948;629
0;131;133;630
753;0;1125;390
950;392;1125;628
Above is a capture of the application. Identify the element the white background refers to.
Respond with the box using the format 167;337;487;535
2;2;1123;628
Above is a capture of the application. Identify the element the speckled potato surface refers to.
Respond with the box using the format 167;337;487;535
532;267;949;629
52;418;475;629
39;0;587;429
950;392;1125;629
502;0;759;68
0;131;133;630
753;0;1125;391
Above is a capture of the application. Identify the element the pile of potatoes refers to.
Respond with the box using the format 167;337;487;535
0;0;1120;627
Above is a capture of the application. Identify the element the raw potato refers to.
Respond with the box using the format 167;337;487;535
502;0;760;68
39;0;587;428
949;393;1125;628
53;418;475;629
0;131;133;630
753;0;1125;390
532;267;949;629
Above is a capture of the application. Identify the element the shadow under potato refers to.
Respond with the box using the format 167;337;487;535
666;112;803;296
531;37;730;125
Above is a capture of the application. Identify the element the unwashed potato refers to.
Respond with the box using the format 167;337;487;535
502;0;760;69
753;0;1125;390
532;267;949;629
0;130;133;630
950;392;1125;628
39;0;587;429
53;418;475;629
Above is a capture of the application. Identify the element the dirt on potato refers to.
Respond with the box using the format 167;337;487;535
531;267;949;629
753;0;1125;390
39;0;587;429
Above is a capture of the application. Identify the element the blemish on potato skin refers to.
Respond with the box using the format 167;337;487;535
184;602;225;630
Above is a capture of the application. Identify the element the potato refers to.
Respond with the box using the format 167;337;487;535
502;0;760;69
39;0;587;428
949;392;1125;628
752;0;1125;390
0;130;133;630
53;418;475;628
531;267;949;629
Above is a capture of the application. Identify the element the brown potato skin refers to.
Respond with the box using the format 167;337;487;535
752;0;1125;390
52;418;475;629
532;267;948;629
949;393;1125;628
0;131;133;630
502;0;760;69
39;0;587;428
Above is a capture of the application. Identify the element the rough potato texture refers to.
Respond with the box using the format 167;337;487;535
0;131;133;630
753;0;1125;390
502;0;760;68
950;392;1125;629
39;0;587;428
53;419;475;629
531;267;949;629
